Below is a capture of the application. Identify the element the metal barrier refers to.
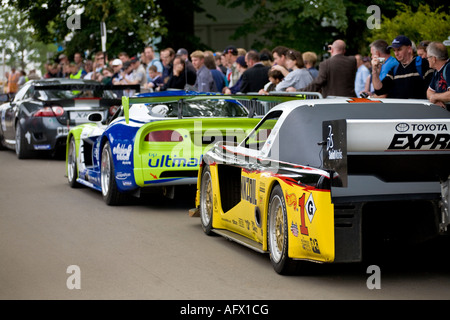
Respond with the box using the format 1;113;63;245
236;91;323;116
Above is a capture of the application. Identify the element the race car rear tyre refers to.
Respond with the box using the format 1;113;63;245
200;165;214;235
101;141;127;206
15;124;33;159
267;185;299;275
67;136;81;188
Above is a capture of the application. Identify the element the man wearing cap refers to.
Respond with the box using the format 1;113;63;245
223;45;240;87
191;50;217;92
110;59;123;83
372;35;433;99
426;41;450;109
177;48;196;76
130;57;148;87
223;56;248;94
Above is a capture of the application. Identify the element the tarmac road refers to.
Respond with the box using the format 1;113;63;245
1;149;450;301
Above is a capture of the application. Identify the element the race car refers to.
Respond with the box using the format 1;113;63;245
0;79;137;158
66;92;303;205
193;97;450;274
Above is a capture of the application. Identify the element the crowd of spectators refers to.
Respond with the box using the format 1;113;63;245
3;35;450;108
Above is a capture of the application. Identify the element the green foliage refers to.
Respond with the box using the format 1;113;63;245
0;6;57;71
8;0;167;60
369;3;450;44
216;0;450;55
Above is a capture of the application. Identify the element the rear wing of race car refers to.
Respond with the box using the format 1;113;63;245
121;92;307;124
322;119;450;187
323;119;450;232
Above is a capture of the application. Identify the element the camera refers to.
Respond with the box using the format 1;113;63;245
377;57;385;64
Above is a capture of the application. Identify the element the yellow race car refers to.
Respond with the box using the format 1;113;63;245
192;97;450;274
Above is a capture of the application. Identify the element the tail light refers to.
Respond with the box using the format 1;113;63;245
34;106;65;117
109;105;120;115
145;130;183;142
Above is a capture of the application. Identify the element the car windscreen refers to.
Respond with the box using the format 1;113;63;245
147;99;248;118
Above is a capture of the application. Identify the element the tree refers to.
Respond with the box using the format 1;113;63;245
215;0;450;55
8;0;167;60
368;3;450;45
0;5;57;72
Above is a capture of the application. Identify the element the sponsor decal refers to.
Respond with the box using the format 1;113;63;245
57;127;70;136
310;238;321;254
326;124;343;160
148;155;201;168
395;123;448;133
34;144;51;150
116;172;131;180
290;221;299;237
297;193;316;236
306;193;317;223
286;193;297;210
113;143;132;161
300;237;321;254
388;134;450;150
389;122;450;150
241;176;257;205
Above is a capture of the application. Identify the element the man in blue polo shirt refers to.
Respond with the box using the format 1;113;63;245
426;41;450;109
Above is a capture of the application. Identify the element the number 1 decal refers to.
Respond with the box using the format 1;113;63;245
298;194;309;235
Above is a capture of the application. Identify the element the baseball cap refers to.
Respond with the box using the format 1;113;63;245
388;35;412;49
223;45;238;55
111;59;122;66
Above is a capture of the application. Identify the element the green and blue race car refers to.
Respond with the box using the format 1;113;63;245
66;92;303;205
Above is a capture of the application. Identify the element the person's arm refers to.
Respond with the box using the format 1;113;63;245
371;56;383;91
428;87;450;108
271;65;290;77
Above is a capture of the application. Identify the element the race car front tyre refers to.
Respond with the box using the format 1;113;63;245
67;136;81;188
101;141;127;206
267;185;299;275
200;165;214;235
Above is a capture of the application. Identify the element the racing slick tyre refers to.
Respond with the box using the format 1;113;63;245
101;141;127;206
67;136;81;188
200;165;214;235
267;185;300;275
15;123;33;159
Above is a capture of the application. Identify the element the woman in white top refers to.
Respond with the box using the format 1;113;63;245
274;49;313;92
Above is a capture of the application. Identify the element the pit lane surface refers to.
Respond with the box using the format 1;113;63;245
1;150;450;300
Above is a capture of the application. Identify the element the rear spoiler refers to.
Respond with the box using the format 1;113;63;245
34;84;140;92
322;119;450;187
121;93;307;124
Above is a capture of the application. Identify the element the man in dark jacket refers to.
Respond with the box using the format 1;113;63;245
239;50;270;93
300;39;357;97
